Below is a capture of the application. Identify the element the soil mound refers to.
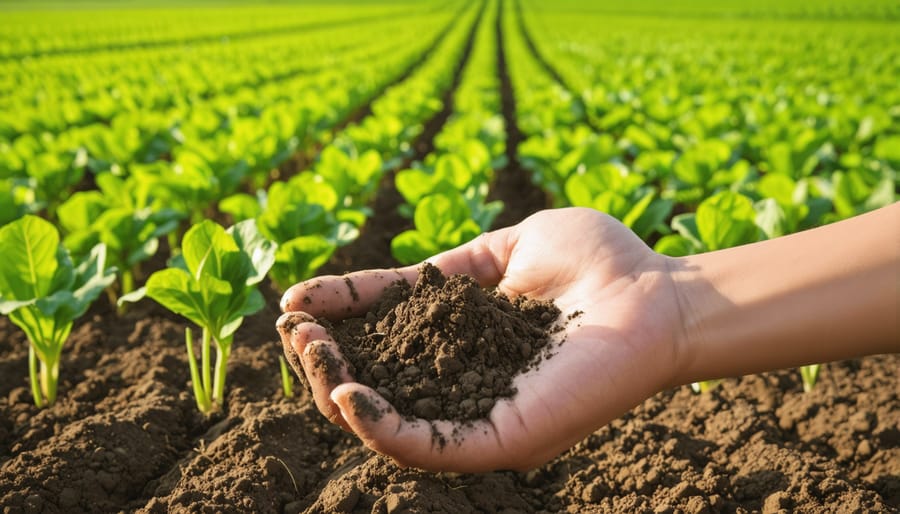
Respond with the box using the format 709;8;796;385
327;263;560;421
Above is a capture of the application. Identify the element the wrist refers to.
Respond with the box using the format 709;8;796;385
666;204;899;388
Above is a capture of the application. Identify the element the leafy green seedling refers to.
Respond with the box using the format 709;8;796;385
391;191;485;265
58;191;182;304
799;364;821;392
690;379;721;394
279;355;294;399
124;219;276;413
0;215;116;407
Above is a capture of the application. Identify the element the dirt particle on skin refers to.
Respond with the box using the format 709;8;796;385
344;276;360;302
348;391;385;423
303;296;312;305
326;263;561;423
307;344;345;387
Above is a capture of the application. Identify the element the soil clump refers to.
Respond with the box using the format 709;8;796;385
326;263;560;421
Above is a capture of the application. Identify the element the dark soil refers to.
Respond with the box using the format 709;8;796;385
1;297;896;513
324;263;560;422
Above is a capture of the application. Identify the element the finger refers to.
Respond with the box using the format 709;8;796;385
280;267;419;318
302;338;354;432
426;226;516;288
275;311;317;378
330;383;519;473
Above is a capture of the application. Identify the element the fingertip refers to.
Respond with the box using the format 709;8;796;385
330;383;401;449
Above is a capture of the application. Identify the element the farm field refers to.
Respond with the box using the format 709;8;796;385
0;0;898;512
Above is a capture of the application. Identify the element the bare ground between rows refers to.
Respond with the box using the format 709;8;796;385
1;296;897;513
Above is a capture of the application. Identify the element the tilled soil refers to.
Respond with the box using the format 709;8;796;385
1;290;897;513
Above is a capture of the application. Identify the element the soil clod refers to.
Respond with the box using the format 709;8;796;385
325;263;561;422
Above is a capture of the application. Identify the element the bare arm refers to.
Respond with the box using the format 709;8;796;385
670;201;900;388
278;205;899;472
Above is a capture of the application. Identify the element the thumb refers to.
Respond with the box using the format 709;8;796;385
425;226;516;288
330;383;521;473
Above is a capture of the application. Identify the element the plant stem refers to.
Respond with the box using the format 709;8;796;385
691;379;721;394
279;356;294;398
185;327;212;413
800;364;821;392
40;358;59;407
28;346;45;408
116;269;136;316
201;327;212;400
212;341;230;407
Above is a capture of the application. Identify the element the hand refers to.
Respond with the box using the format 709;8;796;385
276;208;685;472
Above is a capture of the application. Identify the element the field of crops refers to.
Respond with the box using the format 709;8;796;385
0;0;897;512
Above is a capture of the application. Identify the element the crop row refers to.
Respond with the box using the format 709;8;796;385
1;6;463;224
391;0;506;264
0;3;431;59
0;0;486;412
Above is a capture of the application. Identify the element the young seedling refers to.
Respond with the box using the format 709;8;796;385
0;215;116;408
799;364;821;392
279;356;294;399
690;380;722;394
124;219;276;413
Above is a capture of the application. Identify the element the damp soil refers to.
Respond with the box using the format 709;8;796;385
1;296;897;513
323;263;561;423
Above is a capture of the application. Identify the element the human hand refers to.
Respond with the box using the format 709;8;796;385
276;207;685;472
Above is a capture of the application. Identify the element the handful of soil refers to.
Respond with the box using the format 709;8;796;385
326;263;561;422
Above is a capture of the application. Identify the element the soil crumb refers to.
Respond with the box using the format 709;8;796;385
326;262;560;421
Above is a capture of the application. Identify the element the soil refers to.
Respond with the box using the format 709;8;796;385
324;263;560;423
1;297;897;513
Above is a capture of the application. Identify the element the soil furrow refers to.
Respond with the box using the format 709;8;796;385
320;0;488;275
487;0;549;230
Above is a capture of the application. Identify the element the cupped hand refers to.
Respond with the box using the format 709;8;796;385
276;207;686;473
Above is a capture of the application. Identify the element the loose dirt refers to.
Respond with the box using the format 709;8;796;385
324;263;560;423
3;297;895;513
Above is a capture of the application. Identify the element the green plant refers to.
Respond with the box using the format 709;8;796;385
0;215;116;407
124;219;276;413
799;364;821;392
279;356;294;398
391;191;494;265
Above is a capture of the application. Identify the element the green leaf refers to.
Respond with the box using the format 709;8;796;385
227;219;277;286
654;235;698;257
145;268;208;329
182;221;237;280
754;198;786;239
391;230;440;265
0;215;60;302
671;213;702;249
219;193;262;222
270;236;336;289
67;243;116;318
696;191;759;250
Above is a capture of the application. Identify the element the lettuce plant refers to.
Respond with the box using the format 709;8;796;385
0;215;116;407
126;219;276;413
58;188;182;302
391;191;500;265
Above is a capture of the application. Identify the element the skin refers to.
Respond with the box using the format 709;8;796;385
276;203;900;473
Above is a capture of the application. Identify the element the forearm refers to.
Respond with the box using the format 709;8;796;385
670;202;899;386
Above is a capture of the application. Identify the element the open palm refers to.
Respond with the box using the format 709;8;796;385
277;208;685;472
